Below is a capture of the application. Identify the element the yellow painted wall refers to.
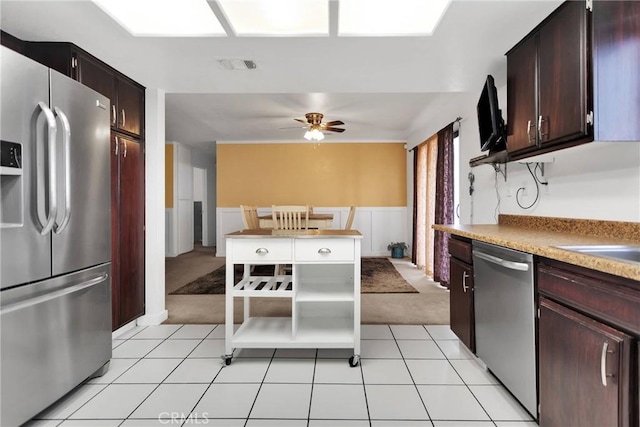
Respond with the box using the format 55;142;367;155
165;144;174;208
217;142;406;207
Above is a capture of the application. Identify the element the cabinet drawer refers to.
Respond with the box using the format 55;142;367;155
231;239;292;262
538;264;640;336
448;238;472;263
295;239;354;262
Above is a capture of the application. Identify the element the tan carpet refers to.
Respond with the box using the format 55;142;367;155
165;246;449;325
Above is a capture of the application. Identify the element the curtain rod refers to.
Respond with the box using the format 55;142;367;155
408;117;462;151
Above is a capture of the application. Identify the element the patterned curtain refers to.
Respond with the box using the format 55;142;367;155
433;123;454;287
411;149;418;264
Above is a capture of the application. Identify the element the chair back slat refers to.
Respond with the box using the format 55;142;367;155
272;205;309;230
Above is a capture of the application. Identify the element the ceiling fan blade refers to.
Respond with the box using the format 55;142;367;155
294;118;308;125
324;127;345;133
324;120;344;126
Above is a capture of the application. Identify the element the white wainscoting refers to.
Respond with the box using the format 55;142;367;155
215;206;408;257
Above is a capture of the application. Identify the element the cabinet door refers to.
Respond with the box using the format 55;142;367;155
539;297;633;427
506;35;538;154
537;1;591;146
449;258;474;352
110;133;121;329
76;51;115;127
116;77;143;136
117;135;145;326
593;0;640;141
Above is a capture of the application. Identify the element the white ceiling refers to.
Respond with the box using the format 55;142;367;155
0;0;563;154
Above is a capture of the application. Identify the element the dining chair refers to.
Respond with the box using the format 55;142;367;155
240;205;260;229
271;205;309;230
345;206;356;230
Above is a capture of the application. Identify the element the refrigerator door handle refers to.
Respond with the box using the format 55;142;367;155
0;273;108;315
53;106;71;234
36;101;58;235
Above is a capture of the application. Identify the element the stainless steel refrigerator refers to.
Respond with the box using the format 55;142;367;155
1;46;112;427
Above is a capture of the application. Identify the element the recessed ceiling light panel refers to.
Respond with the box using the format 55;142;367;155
339;0;451;36
92;0;226;36
217;0;328;36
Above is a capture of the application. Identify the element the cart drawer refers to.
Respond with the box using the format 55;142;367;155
295;239;354;262
231;239;292;262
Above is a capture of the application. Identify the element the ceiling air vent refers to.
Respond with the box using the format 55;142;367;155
218;59;257;70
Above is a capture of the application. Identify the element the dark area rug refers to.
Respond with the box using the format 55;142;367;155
170;258;418;295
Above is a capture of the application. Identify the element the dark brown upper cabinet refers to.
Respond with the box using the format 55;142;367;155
24;41;144;138
592;0;640;141
506;0;593;160
116;76;144;137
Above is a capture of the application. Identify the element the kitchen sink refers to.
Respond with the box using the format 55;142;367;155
555;245;640;263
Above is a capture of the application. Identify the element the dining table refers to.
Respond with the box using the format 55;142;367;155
258;213;334;229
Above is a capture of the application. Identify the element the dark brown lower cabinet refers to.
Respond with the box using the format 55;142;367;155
539;297;632;427
448;237;475;353
538;259;639;427
112;133;145;328
449;257;475;352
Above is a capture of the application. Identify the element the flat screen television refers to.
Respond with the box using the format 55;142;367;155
477;75;506;152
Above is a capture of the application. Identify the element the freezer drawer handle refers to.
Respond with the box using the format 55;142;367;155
53;107;71;234
36;102;58;235
318;248;332;254
473;251;530;271
0;273;108;315
255;248;269;254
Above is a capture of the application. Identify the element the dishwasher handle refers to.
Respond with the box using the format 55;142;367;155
473;250;530;271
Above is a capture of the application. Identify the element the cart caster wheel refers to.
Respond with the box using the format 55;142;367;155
348;355;360;367
221;355;233;366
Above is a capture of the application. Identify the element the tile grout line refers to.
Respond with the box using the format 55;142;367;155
429;331;497;424
243;348;277;425
305;349;319;427
391;325;433;424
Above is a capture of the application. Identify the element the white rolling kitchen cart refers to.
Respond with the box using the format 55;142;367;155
223;229;362;366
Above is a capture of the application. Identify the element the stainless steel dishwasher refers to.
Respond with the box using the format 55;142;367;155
472;241;536;417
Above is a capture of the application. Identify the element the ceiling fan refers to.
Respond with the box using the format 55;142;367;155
291;112;346;141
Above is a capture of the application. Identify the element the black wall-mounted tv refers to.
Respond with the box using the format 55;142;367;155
477;75;506;152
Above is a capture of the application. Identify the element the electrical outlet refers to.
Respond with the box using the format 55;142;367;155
543;182;551;195
505;184;512;197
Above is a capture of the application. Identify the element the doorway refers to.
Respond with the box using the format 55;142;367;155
193;167;207;246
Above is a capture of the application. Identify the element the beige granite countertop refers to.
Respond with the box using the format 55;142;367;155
433;215;640;281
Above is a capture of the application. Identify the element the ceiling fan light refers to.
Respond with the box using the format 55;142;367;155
304;130;313;140
313;129;325;141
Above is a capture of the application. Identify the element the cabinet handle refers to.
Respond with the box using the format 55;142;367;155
123;140;127;158
462;271;469;293
121;109;126;127
600;342;614;386
527;120;534;143
114;136;119;156
111;105;116;126
318;248;332;254
538;115;548;140
255;248;269;254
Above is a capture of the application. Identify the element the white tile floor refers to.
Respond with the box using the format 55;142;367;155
26;324;537;427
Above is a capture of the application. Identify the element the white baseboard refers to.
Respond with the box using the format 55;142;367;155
136;309;169;326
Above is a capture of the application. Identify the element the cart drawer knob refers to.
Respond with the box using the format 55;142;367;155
255;248;269;254
318;248;332;254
